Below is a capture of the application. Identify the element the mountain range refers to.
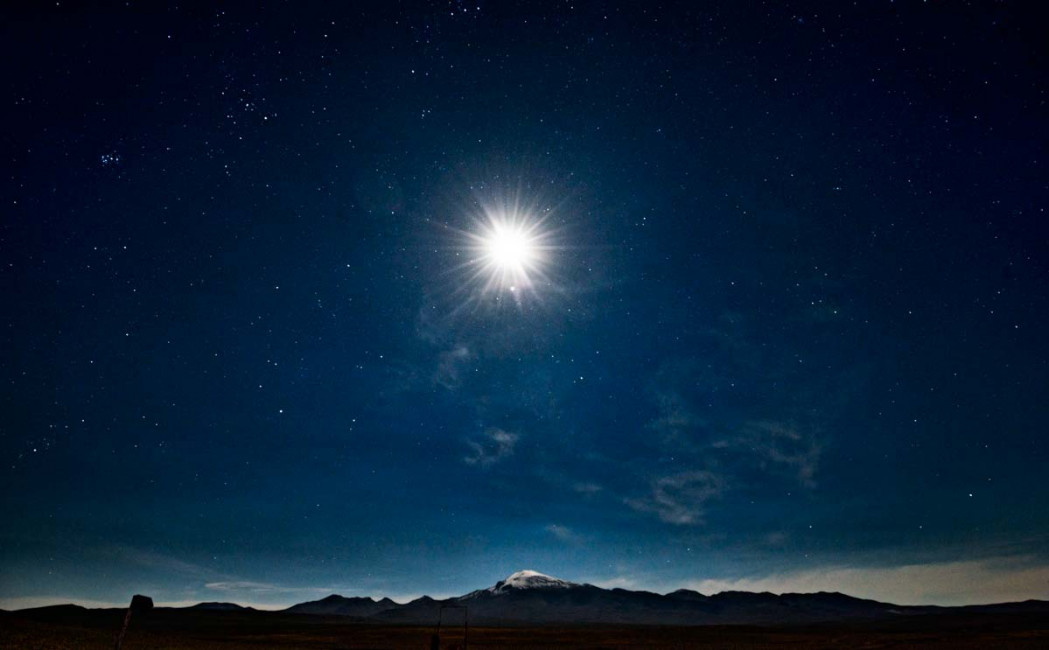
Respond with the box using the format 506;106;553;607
254;570;1049;626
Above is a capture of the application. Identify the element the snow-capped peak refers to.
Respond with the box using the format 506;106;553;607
488;570;577;594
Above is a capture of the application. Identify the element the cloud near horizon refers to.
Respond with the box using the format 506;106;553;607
204;581;340;596
681;556;1049;606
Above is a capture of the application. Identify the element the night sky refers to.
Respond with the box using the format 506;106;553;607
3;2;1048;610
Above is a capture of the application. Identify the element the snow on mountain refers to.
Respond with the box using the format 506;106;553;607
487;570;578;595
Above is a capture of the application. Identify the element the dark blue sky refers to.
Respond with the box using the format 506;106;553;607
2;1;1047;609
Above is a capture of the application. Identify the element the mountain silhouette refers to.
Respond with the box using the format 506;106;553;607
274;570;1049;626
284;594;400;617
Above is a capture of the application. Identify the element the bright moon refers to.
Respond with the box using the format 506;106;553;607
484;224;536;271
462;205;552;297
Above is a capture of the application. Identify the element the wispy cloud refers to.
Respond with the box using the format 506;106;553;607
464;428;519;467
647;389;702;447
102;547;347;604
204;581;339;596
624;341;832;527
572;482;603;495
545;524;584;545
723;419;822;487
626;471;726;525
434;344;472;390
105;546;224;580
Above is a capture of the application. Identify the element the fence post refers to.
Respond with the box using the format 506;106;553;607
113;594;153;650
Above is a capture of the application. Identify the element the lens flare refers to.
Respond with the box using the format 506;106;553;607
455;197;555;300
484;223;536;272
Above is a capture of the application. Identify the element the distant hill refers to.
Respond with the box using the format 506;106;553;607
283;594;400;617
187;602;252;611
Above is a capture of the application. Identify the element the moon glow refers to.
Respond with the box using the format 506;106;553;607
483;223;537;273
460;202;554;298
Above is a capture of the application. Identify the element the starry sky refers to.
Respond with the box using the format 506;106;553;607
2;2;1048;610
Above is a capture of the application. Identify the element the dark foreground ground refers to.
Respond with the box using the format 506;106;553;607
3;607;1049;649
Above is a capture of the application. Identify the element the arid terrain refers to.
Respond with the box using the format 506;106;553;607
3;606;1048;649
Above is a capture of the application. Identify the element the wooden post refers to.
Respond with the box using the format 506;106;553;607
113;594;153;650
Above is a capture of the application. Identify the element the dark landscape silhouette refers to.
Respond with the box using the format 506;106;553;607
4;570;1048;648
